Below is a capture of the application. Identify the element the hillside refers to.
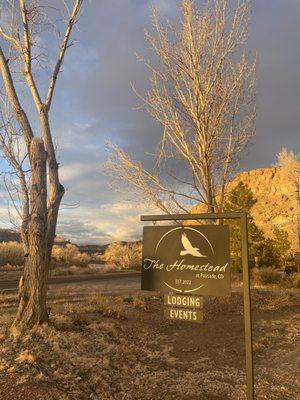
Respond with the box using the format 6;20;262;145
0;229;20;243
191;167;299;249
0;230;71;248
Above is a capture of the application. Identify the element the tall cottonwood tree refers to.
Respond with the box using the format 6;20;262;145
0;0;83;331
277;148;300;188
277;148;300;249
104;0;256;214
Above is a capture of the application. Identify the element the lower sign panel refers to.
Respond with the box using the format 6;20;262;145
164;307;203;323
164;294;203;309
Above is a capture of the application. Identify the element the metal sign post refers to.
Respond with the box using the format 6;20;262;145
141;212;254;400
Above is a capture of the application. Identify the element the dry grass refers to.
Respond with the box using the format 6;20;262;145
15;350;35;365
252;267;282;285
50;264;104;276
0;242;24;266
0;288;299;400
60;293;125;321
280;272;300;289
132;296;148;310
293;273;300;288
50;263;122;276
231;269;243;287
232;267;300;289
87;294;125;319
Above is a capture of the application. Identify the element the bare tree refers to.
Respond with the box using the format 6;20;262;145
0;0;83;332
277;148;300;249
277;148;300;186
104;0;256;214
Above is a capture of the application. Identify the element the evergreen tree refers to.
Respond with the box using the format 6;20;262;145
224;182;290;269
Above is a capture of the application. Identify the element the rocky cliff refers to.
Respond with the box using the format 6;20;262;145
191;167;299;249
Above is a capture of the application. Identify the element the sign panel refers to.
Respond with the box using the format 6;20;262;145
164;294;203;309
164;307;203;323
142;225;230;296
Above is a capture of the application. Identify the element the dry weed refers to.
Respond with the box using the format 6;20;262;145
132;296;147;310
15;350;35;364
89;294;125;319
252;267;281;286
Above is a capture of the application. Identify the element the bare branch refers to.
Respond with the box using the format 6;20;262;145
0;45;34;148
0;26;22;52
46;0;83;110
18;0;42;110
105;0;256;214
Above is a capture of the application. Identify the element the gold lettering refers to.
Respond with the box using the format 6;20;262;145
219;263;228;272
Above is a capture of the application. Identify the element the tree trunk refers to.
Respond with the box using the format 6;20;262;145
204;163;215;213
11;138;49;331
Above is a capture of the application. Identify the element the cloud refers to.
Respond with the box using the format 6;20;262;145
242;0;300;168
60;162;99;182
56;201;157;245
0;0;299;244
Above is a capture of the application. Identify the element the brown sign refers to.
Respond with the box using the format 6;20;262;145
142;225;231;296
164;307;203;323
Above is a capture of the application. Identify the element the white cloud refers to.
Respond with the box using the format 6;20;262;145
57;201;158;245
152;0;174;14
60;162;99;182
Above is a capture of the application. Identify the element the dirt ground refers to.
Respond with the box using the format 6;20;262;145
0;285;299;400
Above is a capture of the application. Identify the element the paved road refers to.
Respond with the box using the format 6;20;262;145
0;271;141;292
1;272;298;297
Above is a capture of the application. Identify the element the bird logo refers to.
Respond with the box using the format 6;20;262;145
180;232;207;257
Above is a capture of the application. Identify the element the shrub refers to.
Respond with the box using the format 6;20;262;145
51;244;91;267
0;241;95;269
230;269;243;286
281;272;300;289
0;241;24;266
292;273;300;288
252;267;281;286
132;296;147;309
88;294;124;319
104;241;142;270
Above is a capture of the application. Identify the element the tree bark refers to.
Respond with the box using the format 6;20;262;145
39;109;65;258
11;138;49;331
203;161;215;213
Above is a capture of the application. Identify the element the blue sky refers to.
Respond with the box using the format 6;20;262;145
0;0;299;244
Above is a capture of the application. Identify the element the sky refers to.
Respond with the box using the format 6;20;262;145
0;0;299;244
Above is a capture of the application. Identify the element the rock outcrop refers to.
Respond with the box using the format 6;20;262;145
191;167;299;248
